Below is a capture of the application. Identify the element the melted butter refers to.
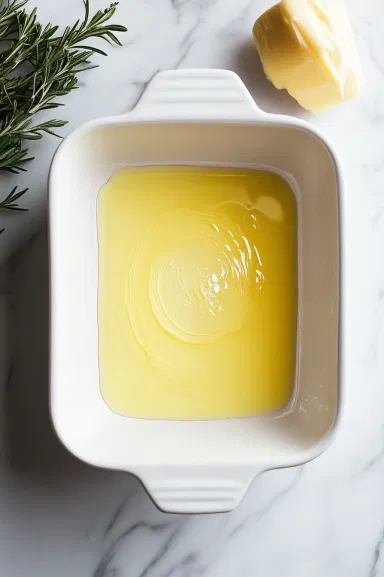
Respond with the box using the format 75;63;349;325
98;167;297;420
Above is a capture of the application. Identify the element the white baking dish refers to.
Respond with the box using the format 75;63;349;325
49;69;342;514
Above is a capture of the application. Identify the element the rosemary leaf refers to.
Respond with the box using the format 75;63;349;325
0;185;29;210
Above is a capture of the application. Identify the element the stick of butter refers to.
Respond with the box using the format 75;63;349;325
253;0;363;113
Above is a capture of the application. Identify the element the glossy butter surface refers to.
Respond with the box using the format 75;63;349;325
253;0;362;113
97;166;297;420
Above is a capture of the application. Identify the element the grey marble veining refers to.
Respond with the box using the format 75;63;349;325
2;0;384;575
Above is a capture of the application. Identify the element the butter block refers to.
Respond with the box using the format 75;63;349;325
253;0;363;113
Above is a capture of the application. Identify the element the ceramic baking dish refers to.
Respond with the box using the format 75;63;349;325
49;69;342;513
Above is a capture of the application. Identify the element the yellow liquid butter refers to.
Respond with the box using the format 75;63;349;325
97;167;297;420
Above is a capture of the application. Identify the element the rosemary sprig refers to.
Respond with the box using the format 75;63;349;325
0;0;127;215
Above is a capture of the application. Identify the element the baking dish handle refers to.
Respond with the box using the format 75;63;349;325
142;468;261;514
130;69;264;120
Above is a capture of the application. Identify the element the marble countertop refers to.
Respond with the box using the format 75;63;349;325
2;0;384;576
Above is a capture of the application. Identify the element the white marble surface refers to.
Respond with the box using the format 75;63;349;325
1;0;384;575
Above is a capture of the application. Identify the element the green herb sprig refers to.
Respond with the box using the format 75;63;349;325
0;0;127;227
